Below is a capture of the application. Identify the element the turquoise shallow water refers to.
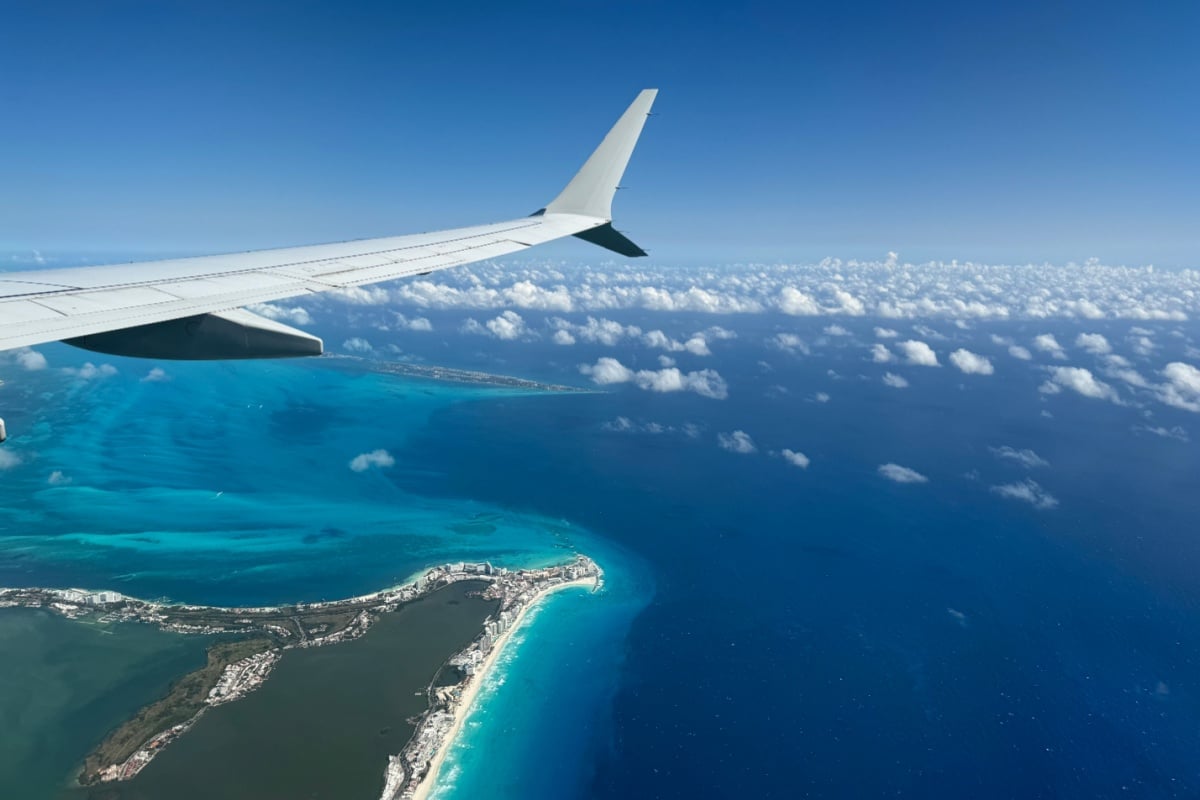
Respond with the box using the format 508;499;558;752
0;356;613;606
0;349;646;800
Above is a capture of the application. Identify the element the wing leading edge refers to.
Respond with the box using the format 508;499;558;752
0;89;658;360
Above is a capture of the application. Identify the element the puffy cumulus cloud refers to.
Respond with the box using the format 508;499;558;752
348;449;395;472
814;391;831;403
1130;334;1156;357
330;286;391;306
552;329;576;346
248;303;313;326
878;463;928;484
578;357;728;399
1039;366;1119;402
640;330;716;356
824;324;851;337
870;344;893;363
949;349;994;375
897;340;939;367
990;445;1049;468
378;260;1197;322
1159;362;1200;412
343;337;373;353
780;448;810;468
882;372;909;389
1009;345;1033;360
705;326;737;340
778;287;821;315
393;313;433;332
47;470;72;485
63;362;117;381
874;327;899;339
551;316;640;346
769;333;809;355
502;280;573;311
717;430;757;454
579;357;634;385
991;479;1058;509
1034;334;1066;359
0;450;21;470
14;348;47;371
140;367;170;383
1075;333;1111;355
486;310;527;340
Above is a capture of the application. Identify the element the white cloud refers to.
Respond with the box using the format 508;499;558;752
878;463;928;484
578;357;729;399
874;327;899;339
778;287;821;315
717;430;757;454
1034;334;1067;359
780;449;810;468
0;450;21;470
578;357;634;385
15;349;47;371
949;349;994;375
705;326;737;340
897;340;939;366
1039;366;1119;402
870;344;893;363
63;362;117;381
552;329;576;346
380;260;1196;322
348;449;395;472
882;372;909;388
140;367;170;383
47;470;71;485
991;479;1058;510
249;303;313;326
989;445;1049;468
486;310;527;340
824;324;851;337
1159;362;1200;412
1008;345;1033;360
555;316;641;346
343;337;373;353
330;286;391;305
1075;333;1112;355
393;313;433;332
1133;424;1188;442
814;392;831;403
769;333;809;355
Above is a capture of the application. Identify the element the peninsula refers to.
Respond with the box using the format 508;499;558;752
0;555;602;795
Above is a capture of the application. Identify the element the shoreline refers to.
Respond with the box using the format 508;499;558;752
406;576;598;800
0;556;602;788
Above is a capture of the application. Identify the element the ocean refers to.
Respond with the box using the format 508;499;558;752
3;308;1200;798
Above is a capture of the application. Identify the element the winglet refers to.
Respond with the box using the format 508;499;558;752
545;89;658;222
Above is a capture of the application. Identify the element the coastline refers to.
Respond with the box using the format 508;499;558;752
0;556;602;789
407;576;598;800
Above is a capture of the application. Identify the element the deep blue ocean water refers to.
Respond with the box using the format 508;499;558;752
3;311;1200;798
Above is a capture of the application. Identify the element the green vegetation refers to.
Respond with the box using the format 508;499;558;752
80;637;274;784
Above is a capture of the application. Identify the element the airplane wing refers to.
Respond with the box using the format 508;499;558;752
0;89;658;362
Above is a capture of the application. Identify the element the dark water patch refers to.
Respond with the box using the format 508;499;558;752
84;581;496;800
0;609;210;800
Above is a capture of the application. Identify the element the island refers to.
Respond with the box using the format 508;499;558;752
0;555;602;798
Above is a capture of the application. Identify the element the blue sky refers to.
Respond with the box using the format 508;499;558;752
1;1;1197;266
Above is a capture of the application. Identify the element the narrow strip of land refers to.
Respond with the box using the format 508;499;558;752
0;555;602;789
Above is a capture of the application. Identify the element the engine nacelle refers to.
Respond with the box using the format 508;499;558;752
64;308;323;360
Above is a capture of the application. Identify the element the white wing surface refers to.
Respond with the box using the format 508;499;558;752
0;89;658;360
